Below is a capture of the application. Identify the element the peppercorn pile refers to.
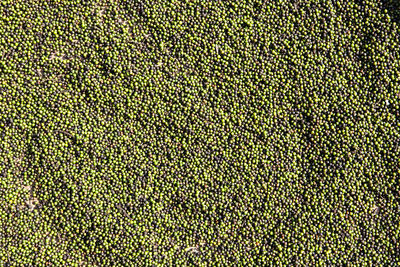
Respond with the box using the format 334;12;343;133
1;0;399;265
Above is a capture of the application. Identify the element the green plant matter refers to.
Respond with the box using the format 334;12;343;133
0;0;399;265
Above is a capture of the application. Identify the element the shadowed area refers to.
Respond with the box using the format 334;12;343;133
382;0;400;23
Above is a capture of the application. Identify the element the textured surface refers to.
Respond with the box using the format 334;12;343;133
0;0;399;265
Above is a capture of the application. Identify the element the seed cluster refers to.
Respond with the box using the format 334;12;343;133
1;0;399;265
